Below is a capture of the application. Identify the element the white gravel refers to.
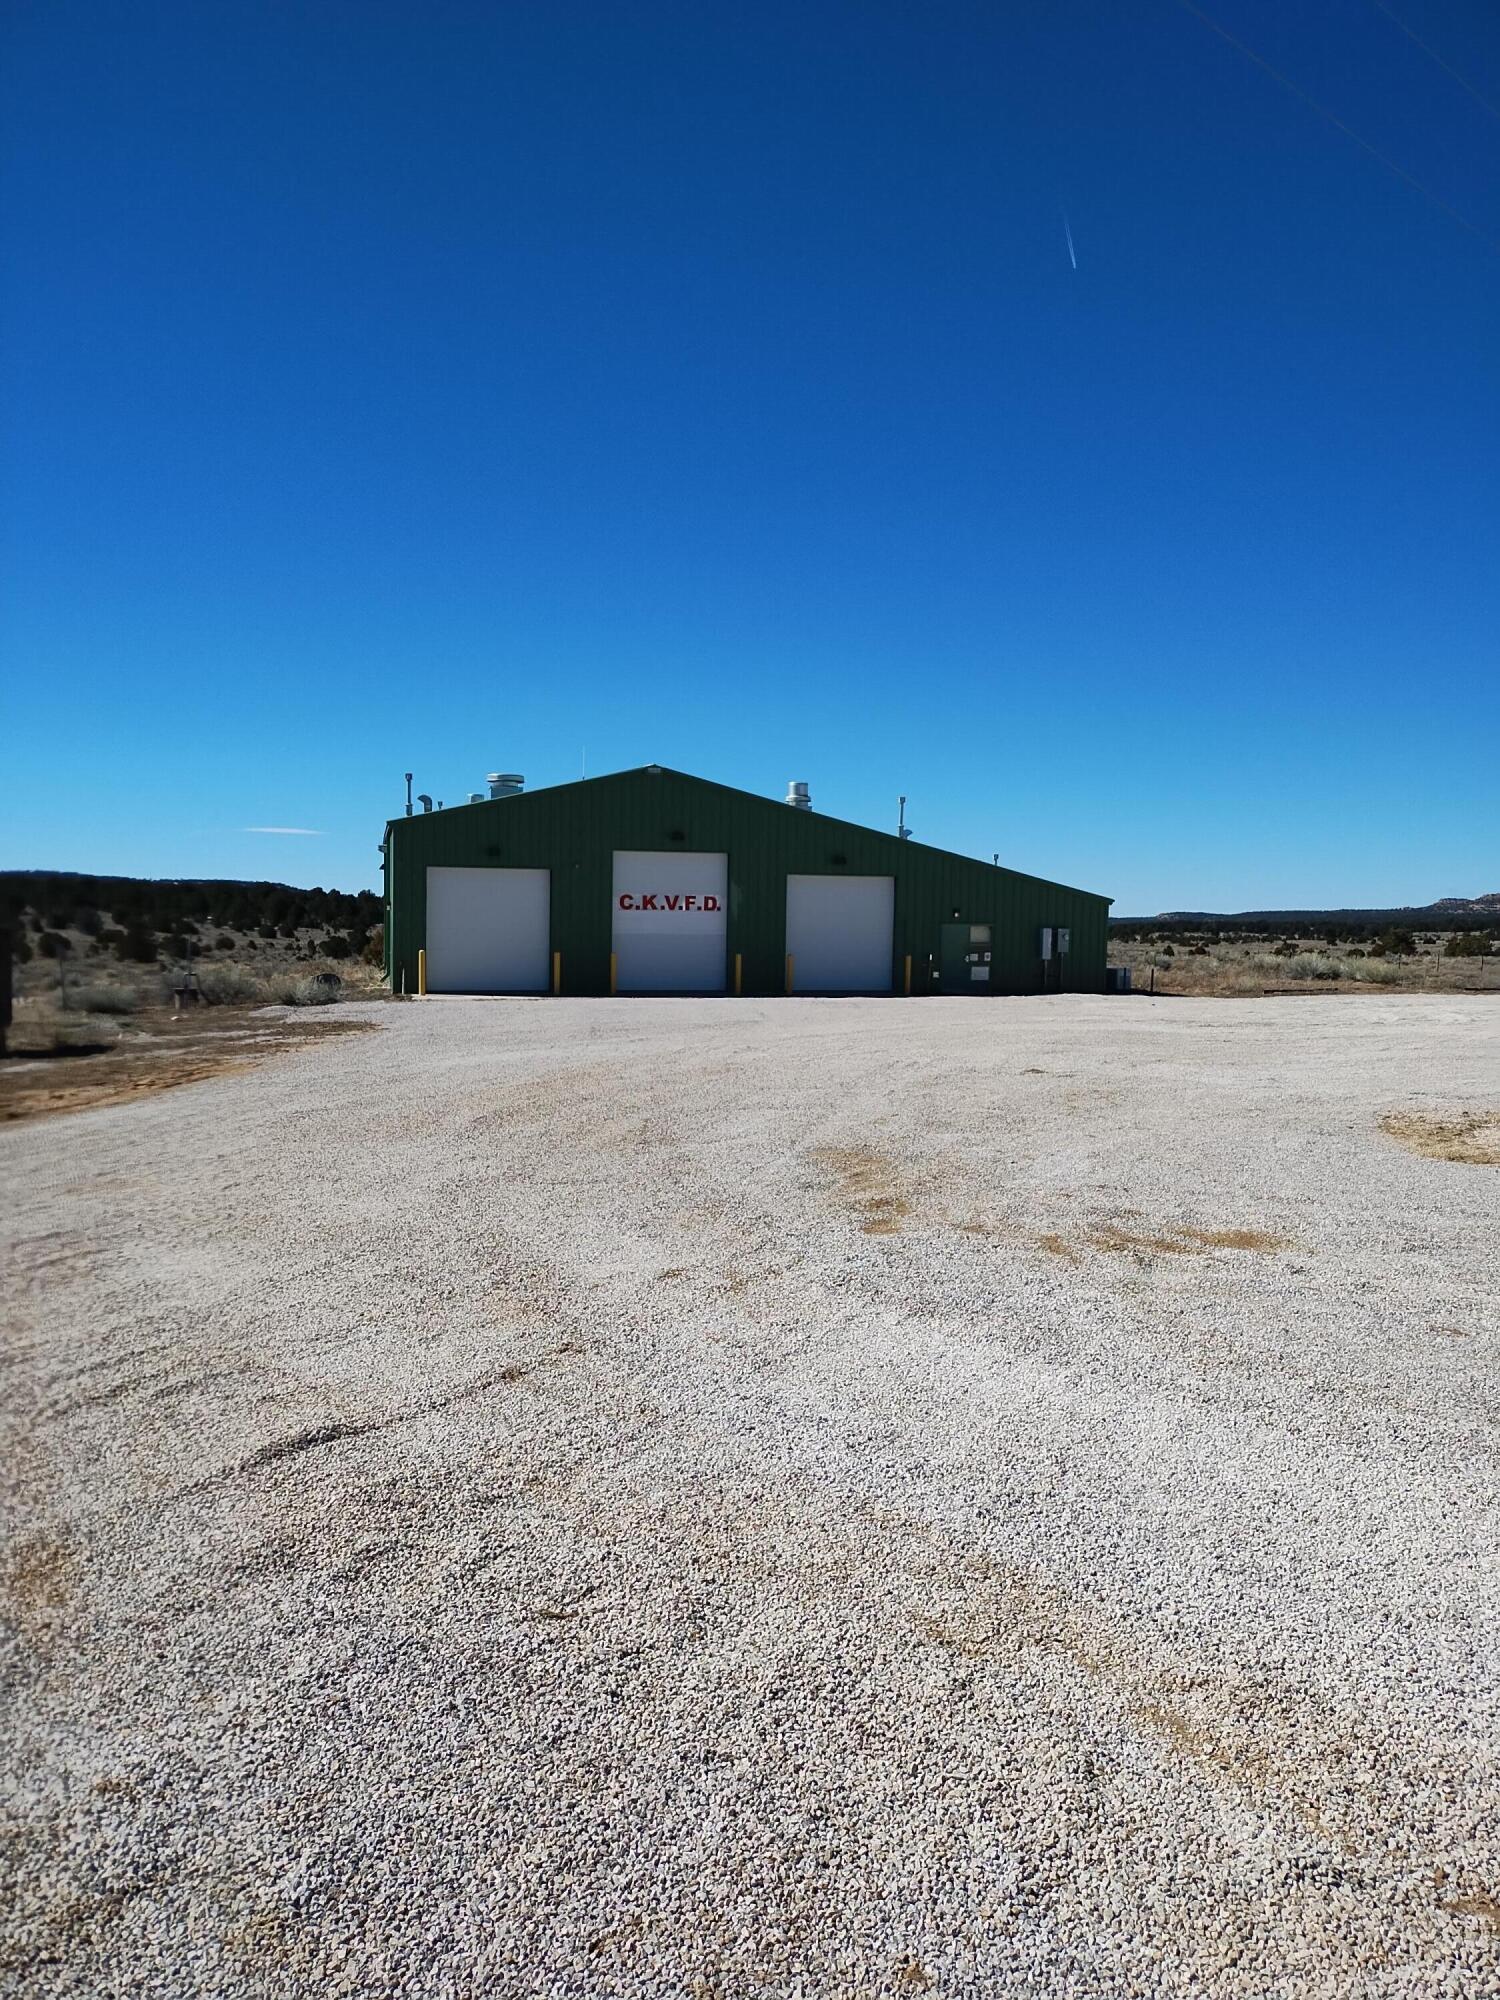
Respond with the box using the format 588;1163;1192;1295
3;992;1499;1999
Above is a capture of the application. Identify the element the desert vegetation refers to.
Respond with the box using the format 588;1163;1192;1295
1;869;380;967
6;954;383;1052
2;873;388;1080
1109;915;1498;996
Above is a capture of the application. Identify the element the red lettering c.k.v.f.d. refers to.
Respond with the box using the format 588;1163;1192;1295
618;890;722;912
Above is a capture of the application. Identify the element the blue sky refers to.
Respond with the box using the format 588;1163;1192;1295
4;0;1496;914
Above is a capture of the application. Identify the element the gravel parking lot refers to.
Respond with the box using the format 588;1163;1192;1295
4;992;1499;1999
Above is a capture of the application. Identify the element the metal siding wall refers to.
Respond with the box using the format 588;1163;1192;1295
385;770;1111;996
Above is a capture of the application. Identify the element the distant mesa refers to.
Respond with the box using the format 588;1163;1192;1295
1118;894;1499;928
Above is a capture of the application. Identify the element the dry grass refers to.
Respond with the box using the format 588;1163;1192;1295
63;982;143;1014
812;1146;912;1234
1041;1220;1289;1260
3;1531;78;1649
1181;1226;1288;1250
4;1003;124;1057
1035;1230;1081;1261
1111;935;1496;998
1441;1891;1500;1932
1380;1110;1500;1167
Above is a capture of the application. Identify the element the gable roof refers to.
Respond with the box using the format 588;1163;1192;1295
389;763;1111;905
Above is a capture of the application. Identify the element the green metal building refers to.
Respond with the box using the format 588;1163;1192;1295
382;765;1111;997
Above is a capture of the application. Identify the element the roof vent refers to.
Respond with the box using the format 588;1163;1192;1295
785;780;812;810
467;792;484;804
417;793;433;813
487;772;524;799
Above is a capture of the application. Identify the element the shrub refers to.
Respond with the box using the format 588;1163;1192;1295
69;982;143;1014
8;1004;122;1056
38;931;70;959
1278;952;1343;982
267;973;341;1006
214;933;236;952
119;926;159;963
1445;932;1489;958
11;933;32;964
1371;928;1417;959
361;924;384;967
320;934;351;960
1344;957;1402;985
196;963;265;1005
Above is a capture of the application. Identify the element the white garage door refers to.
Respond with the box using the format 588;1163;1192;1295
612;850;728;992
785;874;895;992
426;866;550;993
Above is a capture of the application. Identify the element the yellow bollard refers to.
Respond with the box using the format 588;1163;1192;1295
733;952;742;997
609;952;618;996
552;950;561;996
904;953;912;997
785;954;794;995
417;948;427;997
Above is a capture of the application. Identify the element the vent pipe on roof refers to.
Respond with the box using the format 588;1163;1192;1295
487;772;524;799
785;780;812;810
898;795;912;841
404;772;414;817
417;793;433;813
467;791;484;804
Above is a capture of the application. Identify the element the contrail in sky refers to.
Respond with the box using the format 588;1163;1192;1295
1062;210;1077;270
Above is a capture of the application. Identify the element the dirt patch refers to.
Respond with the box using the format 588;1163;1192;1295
1179;1226;1288;1252
811;1147;912;1235
909;1610;989;1657
1037;1231;1082;1262
0;1011;375;1125
1442;1890;1500;1931
1042;1220;1289;1260
1380;1110;1500;1167
893;1962;935;1992
1135;1697;1271;1790
3;1531;78;1646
